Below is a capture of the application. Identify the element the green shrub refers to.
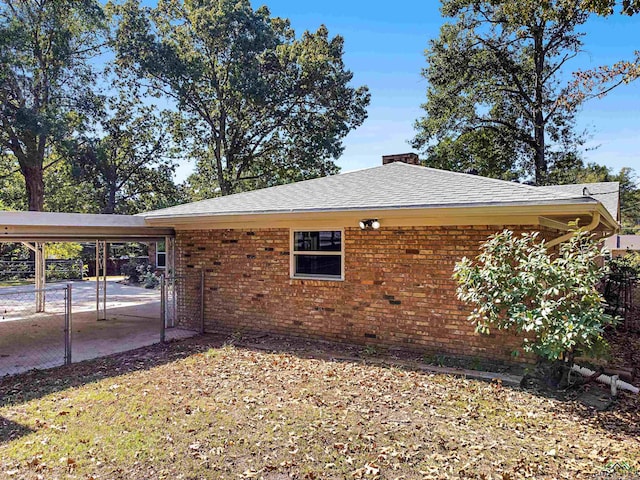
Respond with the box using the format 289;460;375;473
46;260;86;280
121;261;145;284
607;251;640;278
142;270;160;289
453;229;616;365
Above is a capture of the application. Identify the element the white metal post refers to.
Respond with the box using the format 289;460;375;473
96;240;107;321
160;274;166;343
103;241;107;321
35;242;45;312
200;269;205;334
65;283;72;365
165;236;176;328
171;237;176;328
96;240;100;320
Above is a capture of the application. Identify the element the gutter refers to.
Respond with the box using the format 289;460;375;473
546;212;601;248
141;197;599;221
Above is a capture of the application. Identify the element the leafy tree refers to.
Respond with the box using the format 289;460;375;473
111;0;370;197
453;229;616;370
0;152;99;212
546;155;610;186
565;0;639;104
582;0;640;14
422;129;525;181
43;157;100;213
612;168;640;233
0;155;28;210
74;88;182;214
413;0;590;185
45;242;83;259
0;0;106;211
548;158;640;233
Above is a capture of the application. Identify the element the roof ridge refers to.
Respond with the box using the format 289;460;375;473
391;163;582;200
539;181;620;187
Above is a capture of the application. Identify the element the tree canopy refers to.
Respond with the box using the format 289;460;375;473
111;0;370;197
0;0;106;211
74;84;183;214
413;0;590;185
565;0;640;106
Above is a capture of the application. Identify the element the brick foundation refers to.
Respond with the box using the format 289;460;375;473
175;225;556;363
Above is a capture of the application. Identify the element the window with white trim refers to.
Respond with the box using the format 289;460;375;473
291;230;343;279
156;240;166;269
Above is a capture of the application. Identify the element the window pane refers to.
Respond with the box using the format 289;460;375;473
157;252;166;268
295;255;341;277
157;240;166;253
294;231;342;252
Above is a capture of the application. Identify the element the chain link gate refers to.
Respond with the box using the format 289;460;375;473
161;270;204;343
0;284;72;376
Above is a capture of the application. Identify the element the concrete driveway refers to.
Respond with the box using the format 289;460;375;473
0;280;195;377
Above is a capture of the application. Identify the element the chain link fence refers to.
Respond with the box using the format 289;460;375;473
0;285;71;376
161;271;204;343
0;269;204;377
0;259;84;282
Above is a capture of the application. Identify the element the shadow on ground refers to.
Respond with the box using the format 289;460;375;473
0;416;33;445
1;331;638;444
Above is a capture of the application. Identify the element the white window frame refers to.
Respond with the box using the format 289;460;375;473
290;228;345;281
156;241;166;269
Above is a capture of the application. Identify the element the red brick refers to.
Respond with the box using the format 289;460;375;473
174;225;558;363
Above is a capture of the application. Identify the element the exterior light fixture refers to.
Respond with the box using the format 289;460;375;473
359;219;380;230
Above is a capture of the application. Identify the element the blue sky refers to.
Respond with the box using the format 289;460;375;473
173;0;640;181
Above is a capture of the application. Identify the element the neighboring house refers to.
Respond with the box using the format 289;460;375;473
142;154;619;363
604;234;640;258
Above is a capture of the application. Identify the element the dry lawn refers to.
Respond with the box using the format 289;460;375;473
0;334;639;480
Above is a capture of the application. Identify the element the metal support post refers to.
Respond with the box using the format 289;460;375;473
103;241;107;320
96;240;108;321
35;242;46;312
166;236;176;328
96;240;100;320
200;269;205;334
160;274;166;344
65;283;72;365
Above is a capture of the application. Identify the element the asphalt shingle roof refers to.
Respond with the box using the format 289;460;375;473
537;182;619;220
143;162;608;219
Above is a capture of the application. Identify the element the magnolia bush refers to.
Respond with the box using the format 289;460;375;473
453;229;616;364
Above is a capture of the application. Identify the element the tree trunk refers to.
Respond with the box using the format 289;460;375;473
22;164;45;211
533;25;547;186
534;120;546;186
104;186;117;214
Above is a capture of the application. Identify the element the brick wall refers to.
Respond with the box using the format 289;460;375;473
175;225;556;363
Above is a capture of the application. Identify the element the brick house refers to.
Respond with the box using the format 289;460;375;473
142;154;619;363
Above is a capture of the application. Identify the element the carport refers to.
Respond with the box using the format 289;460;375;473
0;211;195;376
1;211;174;317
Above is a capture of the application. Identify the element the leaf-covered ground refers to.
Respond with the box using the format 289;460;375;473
0;334;639;480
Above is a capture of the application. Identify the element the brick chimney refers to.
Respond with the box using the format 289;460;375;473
382;153;420;166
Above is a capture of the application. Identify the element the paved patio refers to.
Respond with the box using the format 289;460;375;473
0;280;196;377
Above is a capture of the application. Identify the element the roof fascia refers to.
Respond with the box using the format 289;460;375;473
144;202;605;230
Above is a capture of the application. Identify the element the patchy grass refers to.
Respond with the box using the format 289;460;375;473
1;335;639;479
0;280;33;287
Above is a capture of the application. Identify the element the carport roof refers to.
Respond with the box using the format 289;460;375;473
0;211;173;242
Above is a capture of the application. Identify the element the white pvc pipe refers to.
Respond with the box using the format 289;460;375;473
572;364;639;394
